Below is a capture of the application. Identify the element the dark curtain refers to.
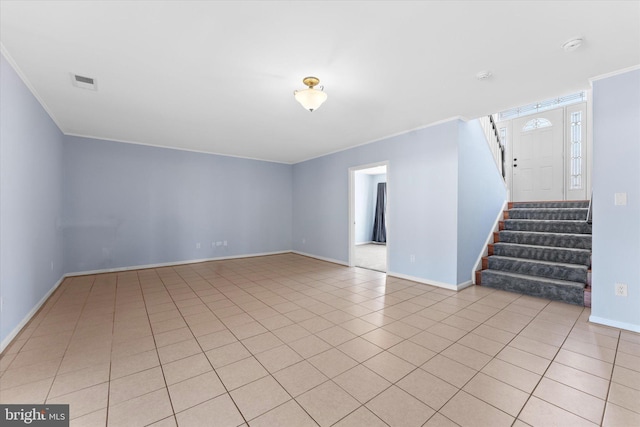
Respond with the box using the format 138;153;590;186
372;182;387;243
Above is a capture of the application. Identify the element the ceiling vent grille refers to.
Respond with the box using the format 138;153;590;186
71;73;97;91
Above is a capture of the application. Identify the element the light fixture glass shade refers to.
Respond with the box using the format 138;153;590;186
294;87;327;112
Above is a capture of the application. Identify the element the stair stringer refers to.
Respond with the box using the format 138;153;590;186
472;200;507;285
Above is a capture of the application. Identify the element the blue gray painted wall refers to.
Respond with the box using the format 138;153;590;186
457;120;507;283
63;136;293;273
293;120;502;287
591;68;640;332
1;54;64;346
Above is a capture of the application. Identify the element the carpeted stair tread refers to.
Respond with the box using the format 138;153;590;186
503;219;592;234
487;256;588;282
480;270;585;305
492;242;591;266
498;230;591;249
479;199;592;306
512;201;589;209
508;208;588;220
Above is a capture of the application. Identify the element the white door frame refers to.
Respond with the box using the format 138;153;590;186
348;161;390;269
498;100;591;202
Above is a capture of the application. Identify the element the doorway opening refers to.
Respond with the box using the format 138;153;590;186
349;162;388;272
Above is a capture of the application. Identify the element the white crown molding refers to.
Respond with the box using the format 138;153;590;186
294;116;464;164
589;64;640;84
0;44;66;133
64;133;292;165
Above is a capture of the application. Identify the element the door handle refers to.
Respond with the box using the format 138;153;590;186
513;158;518;161
514;164;518;167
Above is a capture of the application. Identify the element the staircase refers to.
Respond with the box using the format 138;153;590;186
477;200;592;306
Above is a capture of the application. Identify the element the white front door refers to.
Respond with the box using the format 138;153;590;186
512;108;564;202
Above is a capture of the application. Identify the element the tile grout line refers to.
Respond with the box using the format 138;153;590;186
2;254;638;426
410;293;555;424
599;328;622;426
510;305;604;425
42;275;99;412
137;269;181;426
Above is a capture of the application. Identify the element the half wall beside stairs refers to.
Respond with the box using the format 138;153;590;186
477;201;591;306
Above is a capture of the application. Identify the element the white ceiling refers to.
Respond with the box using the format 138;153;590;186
1;1;639;164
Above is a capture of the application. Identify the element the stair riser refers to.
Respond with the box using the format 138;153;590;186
487;258;588;283
481;271;584;305
492;244;591;266
498;231;592;250
510;202;589;209
503;220;592;234
508;210;588;220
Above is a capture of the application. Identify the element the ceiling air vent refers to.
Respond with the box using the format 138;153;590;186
71;73;97;91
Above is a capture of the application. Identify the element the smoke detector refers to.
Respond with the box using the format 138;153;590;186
476;71;492;81
71;73;97;91
562;38;583;52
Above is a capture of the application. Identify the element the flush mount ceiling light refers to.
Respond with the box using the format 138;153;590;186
562;37;583;52
294;76;327;112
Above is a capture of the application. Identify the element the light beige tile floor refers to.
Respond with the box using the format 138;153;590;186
1;253;639;426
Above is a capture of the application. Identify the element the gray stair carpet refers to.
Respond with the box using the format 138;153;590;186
480;200;591;305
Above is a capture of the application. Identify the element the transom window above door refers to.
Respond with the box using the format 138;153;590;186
523;118;553;131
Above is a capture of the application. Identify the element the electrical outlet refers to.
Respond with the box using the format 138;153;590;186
196;242;201;249
223;241;227;246
0;297;3;313
615;283;628;297
302;238;306;244
410;254;416;263
216;241;222;246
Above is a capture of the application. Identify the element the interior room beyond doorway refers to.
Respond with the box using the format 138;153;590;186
353;165;387;272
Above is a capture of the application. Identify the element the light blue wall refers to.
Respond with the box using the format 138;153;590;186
293;122;462;285
457;120;507;283
591;68;640;331
63;136;293;273
0;55;64;346
293;119;504;287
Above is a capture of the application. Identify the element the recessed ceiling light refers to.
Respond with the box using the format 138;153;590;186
476;71;492;81
562;38;583;52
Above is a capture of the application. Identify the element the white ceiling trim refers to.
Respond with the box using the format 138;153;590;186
589;64;640;84
1;1;638;163
294;115;466;164
0;43;65;133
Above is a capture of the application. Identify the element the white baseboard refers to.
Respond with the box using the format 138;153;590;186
589;315;640;333
1;276;65;353
291;251;349;267
387;271;471;291
64;250;292;277
355;241;374;246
